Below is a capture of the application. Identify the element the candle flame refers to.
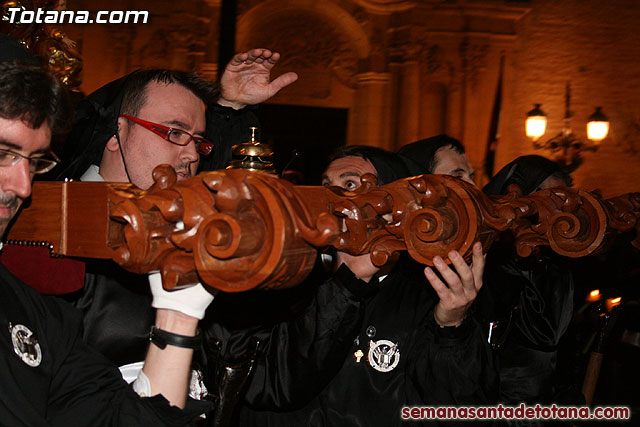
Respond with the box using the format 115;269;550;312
586;289;601;302
605;297;622;311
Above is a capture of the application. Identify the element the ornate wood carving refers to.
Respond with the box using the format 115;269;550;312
7;167;640;292
100;166;339;292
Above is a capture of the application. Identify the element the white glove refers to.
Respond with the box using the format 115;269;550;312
148;272;215;320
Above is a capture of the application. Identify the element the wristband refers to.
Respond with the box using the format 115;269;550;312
149;326;201;350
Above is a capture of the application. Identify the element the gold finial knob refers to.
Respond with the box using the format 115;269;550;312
227;127;276;173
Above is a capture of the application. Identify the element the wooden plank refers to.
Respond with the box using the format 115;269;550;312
7;181;114;259
64;182;113;259
7;181;63;250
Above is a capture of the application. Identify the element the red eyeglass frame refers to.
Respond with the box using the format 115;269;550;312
119;114;213;156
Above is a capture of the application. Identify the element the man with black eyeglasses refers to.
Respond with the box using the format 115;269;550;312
0;148;59;233
0;149;59;173
0;42;218;425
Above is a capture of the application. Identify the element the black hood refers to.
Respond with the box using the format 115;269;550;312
331;145;411;185
397;134;464;176
55;72;137;180
483;155;567;196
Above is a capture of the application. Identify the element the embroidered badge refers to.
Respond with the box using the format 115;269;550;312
9;323;42;367
367;339;399;372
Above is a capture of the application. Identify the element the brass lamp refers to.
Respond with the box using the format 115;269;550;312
227;127;276;173
526;83;610;171
525;104;547;141
586;107;609;142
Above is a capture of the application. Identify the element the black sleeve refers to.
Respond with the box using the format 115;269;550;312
200;104;261;172
406;314;498;406
205;265;373;411
63;261;154;367
480;250;574;349
512;256;574;349
45;297;212;426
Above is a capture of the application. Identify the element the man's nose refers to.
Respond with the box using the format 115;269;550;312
3;158;33;199
180;139;199;163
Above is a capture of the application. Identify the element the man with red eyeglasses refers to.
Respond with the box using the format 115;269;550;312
44;49;299;413
58;48;297;188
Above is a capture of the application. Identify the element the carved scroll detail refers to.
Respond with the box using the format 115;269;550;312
509;188;607;258
330;174;516;266
8;169;640;293
602;192;640;250
109;166;340;292
402;175;500;265
486;187;640;258
322;175;640;267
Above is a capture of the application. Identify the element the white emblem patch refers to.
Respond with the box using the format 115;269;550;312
9;323;42;367
368;339;400;372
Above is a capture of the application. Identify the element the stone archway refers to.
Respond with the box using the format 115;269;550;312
234;1;376;178
235;0;382;161
236;0;370;111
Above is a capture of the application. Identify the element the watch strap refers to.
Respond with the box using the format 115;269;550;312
149;326;201;350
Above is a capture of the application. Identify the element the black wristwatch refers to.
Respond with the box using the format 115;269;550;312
149;326;202;349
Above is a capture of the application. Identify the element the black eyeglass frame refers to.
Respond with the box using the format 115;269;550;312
0;148;60;174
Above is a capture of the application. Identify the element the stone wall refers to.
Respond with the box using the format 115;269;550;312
502;0;640;197
61;0;640;195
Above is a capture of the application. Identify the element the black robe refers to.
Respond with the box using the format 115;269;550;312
0;263;208;426
204;261;497;426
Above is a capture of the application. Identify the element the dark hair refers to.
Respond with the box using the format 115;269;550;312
56;69;219;180
0;62;70;134
120;69;219;118
328;145;411;185
397;134;465;176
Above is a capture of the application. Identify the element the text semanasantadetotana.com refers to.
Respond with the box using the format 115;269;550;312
401;404;630;421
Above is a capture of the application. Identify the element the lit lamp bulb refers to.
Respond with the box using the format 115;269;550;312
526;104;547;141
587;106;609;143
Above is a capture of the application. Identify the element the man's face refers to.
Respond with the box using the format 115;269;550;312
0;117;51;236
118;81;206;190
432;146;475;185
322;156;378;191
322;155;383;279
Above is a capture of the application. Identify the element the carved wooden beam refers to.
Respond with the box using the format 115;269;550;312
7;166;640;292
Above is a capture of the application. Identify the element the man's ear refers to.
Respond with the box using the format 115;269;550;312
105;117;127;152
